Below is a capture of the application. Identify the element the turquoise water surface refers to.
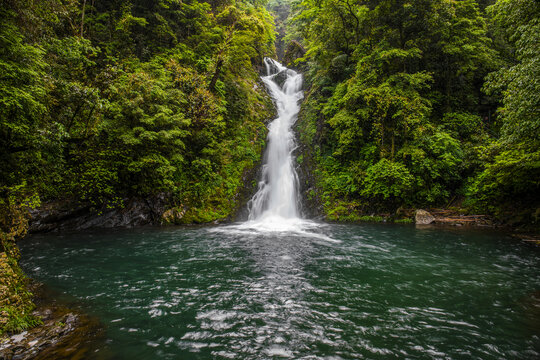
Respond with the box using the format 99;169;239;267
19;223;539;359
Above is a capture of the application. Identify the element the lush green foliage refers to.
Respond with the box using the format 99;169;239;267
289;0;537;225
466;0;540;223
0;0;276;222
0;189;42;335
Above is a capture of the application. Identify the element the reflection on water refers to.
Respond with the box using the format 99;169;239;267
19;223;540;359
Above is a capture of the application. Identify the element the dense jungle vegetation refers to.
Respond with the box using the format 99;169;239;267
286;0;539;225
0;0;277;224
0;0;538;333
1;0;538;229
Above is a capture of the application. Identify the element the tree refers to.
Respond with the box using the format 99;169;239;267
0;10;47;188
290;0;501;216
468;0;540;222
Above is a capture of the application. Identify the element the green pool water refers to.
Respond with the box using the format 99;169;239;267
19;222;540;359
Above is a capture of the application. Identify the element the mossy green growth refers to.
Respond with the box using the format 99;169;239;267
0;249;42;335
326;201;360;222
394;218;414;224
307;189;315;201
325;200;387;222
0;188;42;335
0;232;42;335
358;215;385;222
177;207;228;224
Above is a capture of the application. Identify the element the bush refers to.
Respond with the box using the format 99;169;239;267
361;159;414;205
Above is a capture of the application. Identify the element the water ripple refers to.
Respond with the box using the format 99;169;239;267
18;224;540;359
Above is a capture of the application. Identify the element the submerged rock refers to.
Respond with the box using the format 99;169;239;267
415;209;435;225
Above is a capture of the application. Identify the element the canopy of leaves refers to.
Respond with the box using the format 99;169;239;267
290;0;536;224
0;0;276;221
466;0;540;223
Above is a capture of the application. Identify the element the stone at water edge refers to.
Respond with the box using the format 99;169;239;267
271;70;290;88
415;209;435;225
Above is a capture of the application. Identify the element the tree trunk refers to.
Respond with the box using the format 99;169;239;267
209;59;223;91
81;0;87;37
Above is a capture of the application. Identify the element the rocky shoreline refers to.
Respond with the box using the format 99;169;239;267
28;195;170;233
0;282;103;360
414;208;493;227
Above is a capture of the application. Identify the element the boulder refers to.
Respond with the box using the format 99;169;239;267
415;209;435;225
271;69;292;88
0;308;102;359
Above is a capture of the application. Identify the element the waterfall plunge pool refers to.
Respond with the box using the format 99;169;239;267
19;223;540;359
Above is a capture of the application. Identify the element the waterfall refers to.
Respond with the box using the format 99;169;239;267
248;58;304;221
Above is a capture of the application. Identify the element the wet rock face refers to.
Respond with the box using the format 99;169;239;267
415;209;435;225
292;110;325;219
270;69;292;88
28;194;169;233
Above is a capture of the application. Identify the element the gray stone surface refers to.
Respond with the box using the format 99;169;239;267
29;194;169;233
415;209;435;225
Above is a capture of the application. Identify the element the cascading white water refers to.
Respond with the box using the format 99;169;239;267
214;58;336;239
248;58;304;221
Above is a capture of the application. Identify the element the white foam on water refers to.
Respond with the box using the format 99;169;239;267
211;217;340;244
